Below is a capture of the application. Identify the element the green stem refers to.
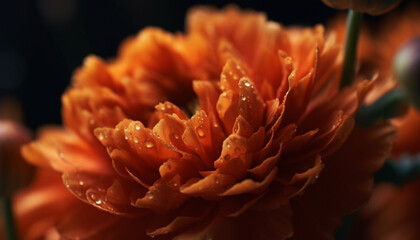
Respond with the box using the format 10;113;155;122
2;197;17;240
340;10;363;88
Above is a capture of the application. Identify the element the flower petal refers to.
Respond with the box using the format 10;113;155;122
21;128;112;174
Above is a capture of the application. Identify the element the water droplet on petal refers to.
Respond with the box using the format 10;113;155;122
226;143;231;148
215;177;220;184
124;135;128;140
135;123;141;130
173;133;180;140
145;138;154;149
244;81;251;87
196;125;206;138
133;137;139;143
147;193;154;200
241;95;247;101
98;132;104;141
89;192;102;205
79;180;84;186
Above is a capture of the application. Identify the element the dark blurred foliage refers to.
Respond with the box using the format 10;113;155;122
0;0;417;131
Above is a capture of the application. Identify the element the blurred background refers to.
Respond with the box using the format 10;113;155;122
0;0;417;131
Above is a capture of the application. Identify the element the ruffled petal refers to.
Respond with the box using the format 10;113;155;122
21;128;112;174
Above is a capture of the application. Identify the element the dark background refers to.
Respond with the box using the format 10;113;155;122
0;0;415;131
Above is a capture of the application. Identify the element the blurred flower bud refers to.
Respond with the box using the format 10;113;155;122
322;0;402;15
0;120;34;197
394;36;420;110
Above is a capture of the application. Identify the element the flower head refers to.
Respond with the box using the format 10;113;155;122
19;6;394;239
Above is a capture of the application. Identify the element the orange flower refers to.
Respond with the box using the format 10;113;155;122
17;6;394;240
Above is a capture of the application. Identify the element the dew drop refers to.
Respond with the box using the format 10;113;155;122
145;139;154;149
124;135;129;140
215;177;220;184
226;143;231;148
135;123;141;130
147;193;154;200
213;122;218;128
244;81;251;87
133;137;139;143
196;125;206;138
173;133;180;140
98;132;104;141
124;127;128;133
89;192;102;205
241;95;247;101
79;180;84;186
